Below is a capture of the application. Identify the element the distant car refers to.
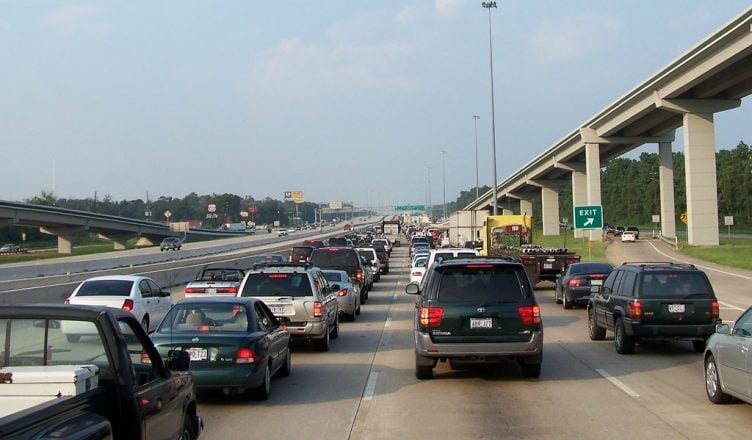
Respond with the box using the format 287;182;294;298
277;228;289;236
289;246;315;263
160;237;182;251
410;255;428;284
554;262;613;309
704;305;752;405
302;239;326;249
309;247;369;303
614;226;625;236
0;243;20;253
356;248;381;282
64;275;172;336
327;236;349;247
184;266;245;297
252;254;286;268
322;270;361;322
621;231;637;242
626;226;640;239
150;296;291;400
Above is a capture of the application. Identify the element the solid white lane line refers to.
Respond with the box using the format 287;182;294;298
385;317;392;327
719;301;744;311
363;372;379;401
647;241;752;281
596;369;640;397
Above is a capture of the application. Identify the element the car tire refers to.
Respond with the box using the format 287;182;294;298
66;334;81;343
519;360;542;378
562;291;574;309
252;364;271;401
554;287;562;304
705;354;731;404
141;316;150;333
692;339;706;353
278;347;291;378
330;313;339;339
179;414;197;440
588;308;606;340
415;357;433;380
316;327;330;352
356;301;361;315
614;318;635;354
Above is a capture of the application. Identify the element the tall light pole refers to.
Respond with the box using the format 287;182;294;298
482;1;499;215
472;115;480;200
441;150;447;220
427;166;433;222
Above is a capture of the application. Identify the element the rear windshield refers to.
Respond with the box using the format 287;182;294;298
76;280;133;296
357;250;375;261
240;273;313;297
254;255;285;264
328;237;348;247
291;247;314;257
436;267;525;303
199;269;244;282
570;263;612;274
310;249;358;268
157;303;251;333
322;272;345;283
639;272;713;298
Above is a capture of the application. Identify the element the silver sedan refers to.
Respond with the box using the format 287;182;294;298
322;270;361;322
704;305;752;405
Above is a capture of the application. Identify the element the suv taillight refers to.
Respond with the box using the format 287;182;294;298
235;347;256;364
627;300;642;319
355;269;363;281
518;305;541;325
313;301;324;317
337;288;348;297
122;299;134;312
712;300;719;318
141;352;151;365
567;278;582;288
419;306;444;328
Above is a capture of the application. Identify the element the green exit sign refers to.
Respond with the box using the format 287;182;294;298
574;205;603;229
396;205;426;211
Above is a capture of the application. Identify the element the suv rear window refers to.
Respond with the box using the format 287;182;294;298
240;273;313;297
639;271;713;299
310;249;359;268
328;237;348;247
437;266;525;303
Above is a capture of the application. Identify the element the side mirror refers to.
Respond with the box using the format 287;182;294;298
405;283;420;295
161;290;171;298
716;323;730;335
166;349;191;371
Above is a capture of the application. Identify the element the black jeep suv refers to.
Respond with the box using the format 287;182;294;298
405;257;543;379
587;262;720;354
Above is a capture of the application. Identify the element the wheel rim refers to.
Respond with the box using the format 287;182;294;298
706;360;719;396
615;323;622;346
588;311;595;335
263;365;271;393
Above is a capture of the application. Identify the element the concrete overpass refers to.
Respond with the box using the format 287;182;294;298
0;200;243;253
466;6;752;246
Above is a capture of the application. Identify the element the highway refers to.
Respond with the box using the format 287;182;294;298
2;234;751;439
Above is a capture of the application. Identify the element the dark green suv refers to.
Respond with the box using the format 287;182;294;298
587;262;720;354
405;258;543;379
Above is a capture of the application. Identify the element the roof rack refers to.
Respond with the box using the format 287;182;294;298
252;262;313;270
620;262;697;270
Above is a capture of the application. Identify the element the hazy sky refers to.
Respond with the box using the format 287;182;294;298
2;1;750;208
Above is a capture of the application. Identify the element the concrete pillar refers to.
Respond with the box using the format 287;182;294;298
684;113;719;245
519;200;533;217
585;143;603;242
57;235;73;254
40;226;85;255
571;171;587;238
658;142;677;239
541;186;560;236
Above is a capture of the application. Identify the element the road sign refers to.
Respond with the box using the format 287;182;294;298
573;205;603;229
396;204;425;211
207;204;216;213
164;210;172;219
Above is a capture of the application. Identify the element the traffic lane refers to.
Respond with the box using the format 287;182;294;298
606;237;751;319
194;259;403;440
537;286;752;438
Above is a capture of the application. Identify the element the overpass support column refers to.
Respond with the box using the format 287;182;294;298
519;200;533;217
658;142;677;239
683;113;719;245
541;186;560;236
571;171;587;238
98;233;132;250
585;143;603;242
40;227;85;254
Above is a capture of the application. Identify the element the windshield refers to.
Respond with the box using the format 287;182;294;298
157;303;251;332
76;280;133;297
240;273;313;297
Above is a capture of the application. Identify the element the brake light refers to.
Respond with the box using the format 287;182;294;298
419;307;444;327
184;287;205;294
567;256;580;264
411;271;423;277
627;300;642;319
235;347;256;364
518;305;541;325
141;352;151;365
712;300;719;318
337;288;349;297
355;269;363;281
567;278;583;288
217;286;238;294
122;299;134;312
313;301;324;317
590;274;605;279
466;264;493;269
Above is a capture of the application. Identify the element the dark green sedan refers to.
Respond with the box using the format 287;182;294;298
151;296;291;400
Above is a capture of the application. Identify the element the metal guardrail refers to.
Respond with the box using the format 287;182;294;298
658;234;679;249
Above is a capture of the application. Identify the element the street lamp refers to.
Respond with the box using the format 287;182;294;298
441;150;447;220
482;1;499;215
427;166;432;221
472;115;480;200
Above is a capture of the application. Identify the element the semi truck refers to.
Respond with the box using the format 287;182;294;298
480;215;580;284
381;218;402;246
447;210;488;247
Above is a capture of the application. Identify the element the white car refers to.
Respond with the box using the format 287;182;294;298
410;255;429;284
63;275;173;339
425;248;480;270
621;231;637;242
278;228;289;236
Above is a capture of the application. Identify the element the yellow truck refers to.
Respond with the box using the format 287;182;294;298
481;215;580;284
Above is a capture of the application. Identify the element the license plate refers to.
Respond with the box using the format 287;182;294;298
269;305;286;315
470;318;493;329
206;288;216;294
591;279;603;286
668;304;685;313
543;263;553;269
188;348;207;361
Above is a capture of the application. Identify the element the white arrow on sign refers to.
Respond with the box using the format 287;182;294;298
583;218;594;227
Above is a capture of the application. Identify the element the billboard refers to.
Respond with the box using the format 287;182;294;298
329;201;343;209
284;191;304;204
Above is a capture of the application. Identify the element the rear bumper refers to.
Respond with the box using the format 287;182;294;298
564;287;591;303
414;331;543;359
191;364;263;389
288;320;328;339
625;320;720;339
